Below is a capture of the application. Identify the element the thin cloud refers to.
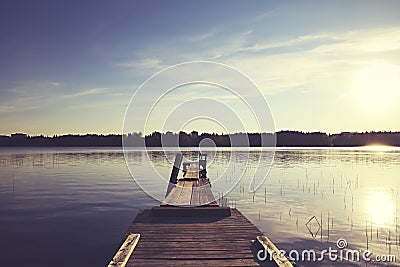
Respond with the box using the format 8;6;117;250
0;105;16;113
312;27;400;54
112;26;400;99
0;104;39;114
0;80;62;113
62;87;106;98
223;26;400;96
185;29;219;43
63;98;127;111
115;57;164;70
1;80;62;96
243;34;342;53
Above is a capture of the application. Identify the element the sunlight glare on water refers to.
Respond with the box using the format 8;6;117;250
361;144;398;151
366;191;395;227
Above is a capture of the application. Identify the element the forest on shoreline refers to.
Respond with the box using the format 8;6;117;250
1;131;399;147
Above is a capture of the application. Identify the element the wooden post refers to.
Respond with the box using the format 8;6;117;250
166;153;182;197
199;153;207;178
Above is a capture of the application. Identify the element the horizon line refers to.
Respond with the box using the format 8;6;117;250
2;130;400;137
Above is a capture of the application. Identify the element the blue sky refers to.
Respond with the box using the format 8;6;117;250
1;0;400;135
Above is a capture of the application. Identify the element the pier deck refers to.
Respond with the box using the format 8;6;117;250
109;154;293;267
124;208;275;267
161;178;218;206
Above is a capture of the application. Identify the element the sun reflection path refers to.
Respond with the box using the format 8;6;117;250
361;145;398;151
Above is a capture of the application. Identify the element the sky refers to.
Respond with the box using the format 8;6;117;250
1;0;400;135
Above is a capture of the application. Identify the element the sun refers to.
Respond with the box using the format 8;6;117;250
353;62;400;111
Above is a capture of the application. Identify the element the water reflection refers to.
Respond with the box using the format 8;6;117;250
0;147;399;267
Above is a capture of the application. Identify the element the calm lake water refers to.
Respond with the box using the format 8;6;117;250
0;147;399;267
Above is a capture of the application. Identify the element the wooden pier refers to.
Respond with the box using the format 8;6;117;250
109;154;294;267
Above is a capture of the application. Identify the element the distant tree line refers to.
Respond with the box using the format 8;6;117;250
0;131;399;147
0;133;122;147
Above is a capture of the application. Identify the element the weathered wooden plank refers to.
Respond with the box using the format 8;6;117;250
130;226;258;232
135;244;256;252
184;181;193;187
151;206;231;217
129;225;251;229
108;233;140;267
126;258;265;267
203;184;218;205
130;232;261;238
132;251;256;259
257;236;295;267
128;239;254;244
196;184;217;206
128;233;261;239
198;186;209;205
161;185;183;205
183;162;199;179
134;240;256;246
174;181;193;206
190;186;200;206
